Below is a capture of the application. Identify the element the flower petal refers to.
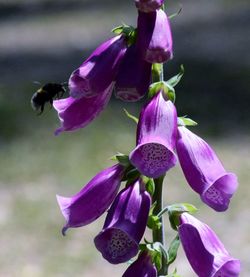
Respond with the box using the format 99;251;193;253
179;213;240;277
176;126;238;211
130;91;177;178
94;179;151;264
57;164;124;234
69;35;127;98
53;83;113;135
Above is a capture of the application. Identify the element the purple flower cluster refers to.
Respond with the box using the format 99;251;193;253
53;4;172;134
129;90;238;212
54;0;240;276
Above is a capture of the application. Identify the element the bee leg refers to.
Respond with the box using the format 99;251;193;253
60;90;65;98
37;104;44;115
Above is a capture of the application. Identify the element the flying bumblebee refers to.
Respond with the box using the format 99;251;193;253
31;82;67;114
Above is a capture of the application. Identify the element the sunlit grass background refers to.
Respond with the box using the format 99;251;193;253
0;0;249;276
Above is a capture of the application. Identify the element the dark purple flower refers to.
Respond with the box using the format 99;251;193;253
56;164;124;235
179;213;240;277
115;44;152;102
94;179;151;264
135;0;164;13
53;83;113;135
129;91;177;178
69;35;127;98
122;251;157;277
137;9;173;63
176;126;238;211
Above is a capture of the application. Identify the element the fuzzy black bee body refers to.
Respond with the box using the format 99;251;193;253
31;83;66;114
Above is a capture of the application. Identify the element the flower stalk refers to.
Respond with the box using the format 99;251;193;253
152;176;168;275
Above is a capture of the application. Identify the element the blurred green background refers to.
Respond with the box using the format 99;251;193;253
0;0;249;276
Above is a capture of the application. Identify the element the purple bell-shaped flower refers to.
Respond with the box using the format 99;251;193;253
137;9;173;63
56;164;124;235
135;0;164;13
129;91;177;178
115;44;152;102
176;126;238;211
122;251;157;277
53;83;113;135
69;35;127;98
94;179;151;264
179;213;240;277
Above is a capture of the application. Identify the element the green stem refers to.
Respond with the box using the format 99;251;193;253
152;176;168;275
157;206;168;218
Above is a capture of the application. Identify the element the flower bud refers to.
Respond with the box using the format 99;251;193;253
176;126;238;211
135;0;164;13
94;179;151;264
115;44;152;102
137;9;173;63
56;164;124;235
130;91;177;178
179;213;240;277
69;35;127;98
53;83;113;135
122;251;157;277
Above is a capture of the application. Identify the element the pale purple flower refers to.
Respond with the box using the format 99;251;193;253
135;0;164;13
69;35;127;98
129;91;177;178
94;179;151;264
115;44;152;102
122;251;157;277
176;126;238;211
56;164;124;235
53;83;113;135
137;9;173;63
179;213;240;277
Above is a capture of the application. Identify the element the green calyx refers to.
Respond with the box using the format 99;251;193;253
167;203;198;230
148;81;176;102
112;24;137;46
178;116;198;127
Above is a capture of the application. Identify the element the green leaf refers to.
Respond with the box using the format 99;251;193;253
115;153;130;166
147;215;161;230
166;65;185;88
168;203;198;215
154;251;162;271
168;5;183;20
123;108;138;124
178;116;198;127
167;235;180;265
145;178;155;196
112;25;124;35
112;24;137;45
